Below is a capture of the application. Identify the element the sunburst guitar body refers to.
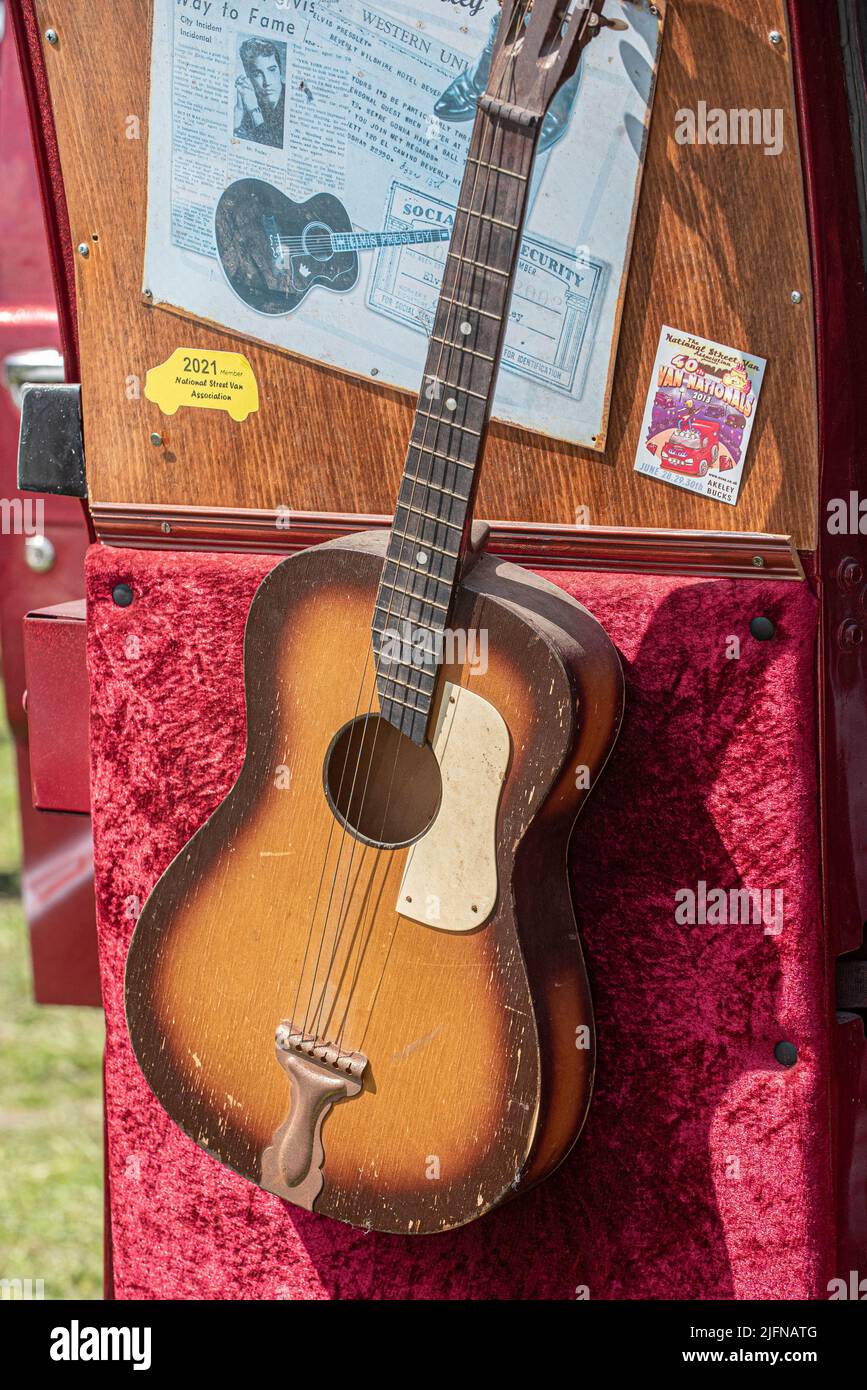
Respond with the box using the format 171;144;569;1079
126;0;623;1233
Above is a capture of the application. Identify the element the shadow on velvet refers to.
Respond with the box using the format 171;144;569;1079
283;579;801;1299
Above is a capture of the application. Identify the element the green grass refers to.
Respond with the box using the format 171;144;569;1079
0;697;104;1300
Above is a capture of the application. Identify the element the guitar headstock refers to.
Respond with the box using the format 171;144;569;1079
486;0;607;120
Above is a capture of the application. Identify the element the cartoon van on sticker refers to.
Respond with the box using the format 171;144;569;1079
660;416;730;478
144;349;259;423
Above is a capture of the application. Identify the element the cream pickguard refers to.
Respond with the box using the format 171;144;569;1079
396;681;510;933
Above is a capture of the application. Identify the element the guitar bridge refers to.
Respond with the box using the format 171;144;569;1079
275;1021;368;1078
260;1021;367;1209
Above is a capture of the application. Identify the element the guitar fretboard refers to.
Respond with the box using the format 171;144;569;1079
373;107;540;744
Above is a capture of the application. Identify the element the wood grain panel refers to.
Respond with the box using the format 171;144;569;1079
33;0;818;547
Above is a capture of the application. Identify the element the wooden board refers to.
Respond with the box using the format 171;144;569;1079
33;0;818;548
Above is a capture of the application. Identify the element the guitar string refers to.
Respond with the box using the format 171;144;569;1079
329;106;524;1055
287;636;378;1035
305;2;535;1052
322;105;522;1050
308;1;581;1059
328;0;602;1052
271;46;484;1029
301;88;507;1049
306;0;537;1051
299;12;527;1045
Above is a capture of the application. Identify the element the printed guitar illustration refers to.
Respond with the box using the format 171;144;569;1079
215;179;451;315
127;0;622;1235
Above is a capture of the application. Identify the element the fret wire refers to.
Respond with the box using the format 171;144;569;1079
383;566;452;604
386;578;454;613
465;155;528;182
414;406;481;437
438;292;501;322
447;252;509;279
378;669;436;697
390;528;459;557
454;205;520;233
397;502;463;532
378;688;428;715
374;117;536;741
423;378;489;403
403;472;470;499
376;578;450;612
385;552;455;583
410;441;475;471
373;614;442;637
430;335;495;362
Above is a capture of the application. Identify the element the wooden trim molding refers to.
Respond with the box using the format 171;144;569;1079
90;503;805;581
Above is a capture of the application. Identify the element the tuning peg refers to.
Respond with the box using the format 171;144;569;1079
597;15;629;33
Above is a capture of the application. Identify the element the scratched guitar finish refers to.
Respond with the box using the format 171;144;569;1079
126;0;623;1234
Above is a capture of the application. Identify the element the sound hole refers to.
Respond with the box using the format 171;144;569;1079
323;715;441;849
303;220;334;263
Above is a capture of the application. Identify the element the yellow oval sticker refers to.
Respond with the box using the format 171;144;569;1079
145;349;259;422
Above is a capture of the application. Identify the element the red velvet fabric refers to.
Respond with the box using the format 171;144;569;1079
86;544;830;1300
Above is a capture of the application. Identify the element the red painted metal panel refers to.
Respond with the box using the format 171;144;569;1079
23;600;89;813
20;598;98;1005
0;13;97;1007
8;0;865;1284
788;0;867;1277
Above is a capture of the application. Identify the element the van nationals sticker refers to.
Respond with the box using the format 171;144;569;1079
634;325;767;507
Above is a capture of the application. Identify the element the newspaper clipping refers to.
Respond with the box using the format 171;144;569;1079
144;0;663;448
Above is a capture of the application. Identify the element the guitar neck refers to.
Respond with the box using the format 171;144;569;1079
331;228;451;252
374;105;541;743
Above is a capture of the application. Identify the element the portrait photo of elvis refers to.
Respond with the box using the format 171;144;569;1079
233;37;287;149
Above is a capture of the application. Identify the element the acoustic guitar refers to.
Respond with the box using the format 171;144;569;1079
126;0;623;1235
215;180;451;316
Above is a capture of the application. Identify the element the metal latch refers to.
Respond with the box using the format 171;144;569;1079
16;381;86;499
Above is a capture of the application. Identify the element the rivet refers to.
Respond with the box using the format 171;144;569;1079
45;28;58;45
112;583;134;608
750;616;776;641
837;557;864;589
774;1041;797;1067
791;290;803;305
752;555;765;569
839;620;864;651
161;521;172;535
77;243;90;258
150;432;163;447
769;30;783;46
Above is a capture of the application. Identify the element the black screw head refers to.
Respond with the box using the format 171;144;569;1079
774;1040;798;1068
112;583;134;608
750;616;776;641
